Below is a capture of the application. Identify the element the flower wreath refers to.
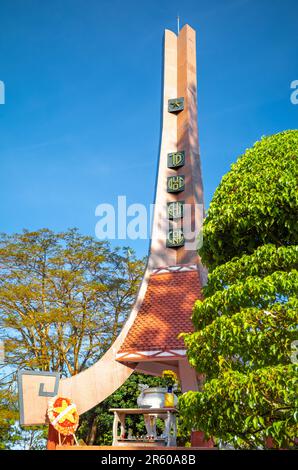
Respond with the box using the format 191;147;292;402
47;396;79;436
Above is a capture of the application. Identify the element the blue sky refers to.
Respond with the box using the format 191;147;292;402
0;0;297;257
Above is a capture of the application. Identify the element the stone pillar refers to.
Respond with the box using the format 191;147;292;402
178;359;214;448
178;358;198;393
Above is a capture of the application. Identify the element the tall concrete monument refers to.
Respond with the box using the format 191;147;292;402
18;23;206;445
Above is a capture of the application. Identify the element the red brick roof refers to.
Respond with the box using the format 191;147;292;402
118;270;203;353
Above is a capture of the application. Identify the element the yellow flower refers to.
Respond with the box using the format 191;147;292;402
162;370;178;386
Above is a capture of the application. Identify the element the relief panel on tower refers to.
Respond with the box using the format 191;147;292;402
166;228;185;248
167;201;184;219
167;175;185;193
168;97;184;113
167;151;185;169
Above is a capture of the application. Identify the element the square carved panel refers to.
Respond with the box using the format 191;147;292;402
168;151;185;169
167;175;185;193
168;97;184;113
167;201;184;219
166;229;185;248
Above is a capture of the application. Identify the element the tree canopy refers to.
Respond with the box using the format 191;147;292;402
180;130;298;449
0;228;145;448
200;130;298;270
0;228;144;376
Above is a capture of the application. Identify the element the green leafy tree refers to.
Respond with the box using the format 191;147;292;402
200;130;298;270
0;228;145;448
180;130;298;449
0;379;19;449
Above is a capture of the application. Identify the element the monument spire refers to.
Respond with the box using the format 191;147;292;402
149;24;204;269
116;24;205;385
18;24;206;436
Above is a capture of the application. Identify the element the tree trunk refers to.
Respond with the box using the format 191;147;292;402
87;417;97;445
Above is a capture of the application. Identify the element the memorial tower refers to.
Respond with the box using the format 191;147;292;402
18;24;206;441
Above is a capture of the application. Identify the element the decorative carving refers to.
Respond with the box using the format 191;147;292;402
168;97;184;113
167;175;185;193
168;151;185;169
167;201;184;219
18;370;60;425
166;229;185;248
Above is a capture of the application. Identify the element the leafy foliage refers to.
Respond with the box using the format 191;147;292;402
0;381;19;449
180;365;297;449
193;268;298;329
200;130;298;270
180;131;298;448
0;228;145;375
185;301;298;378
204;244;298;297
0;228;145;449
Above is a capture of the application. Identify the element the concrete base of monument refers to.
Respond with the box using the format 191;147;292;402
191;431;214;448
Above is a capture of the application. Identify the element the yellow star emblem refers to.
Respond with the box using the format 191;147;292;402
53;399;76;424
